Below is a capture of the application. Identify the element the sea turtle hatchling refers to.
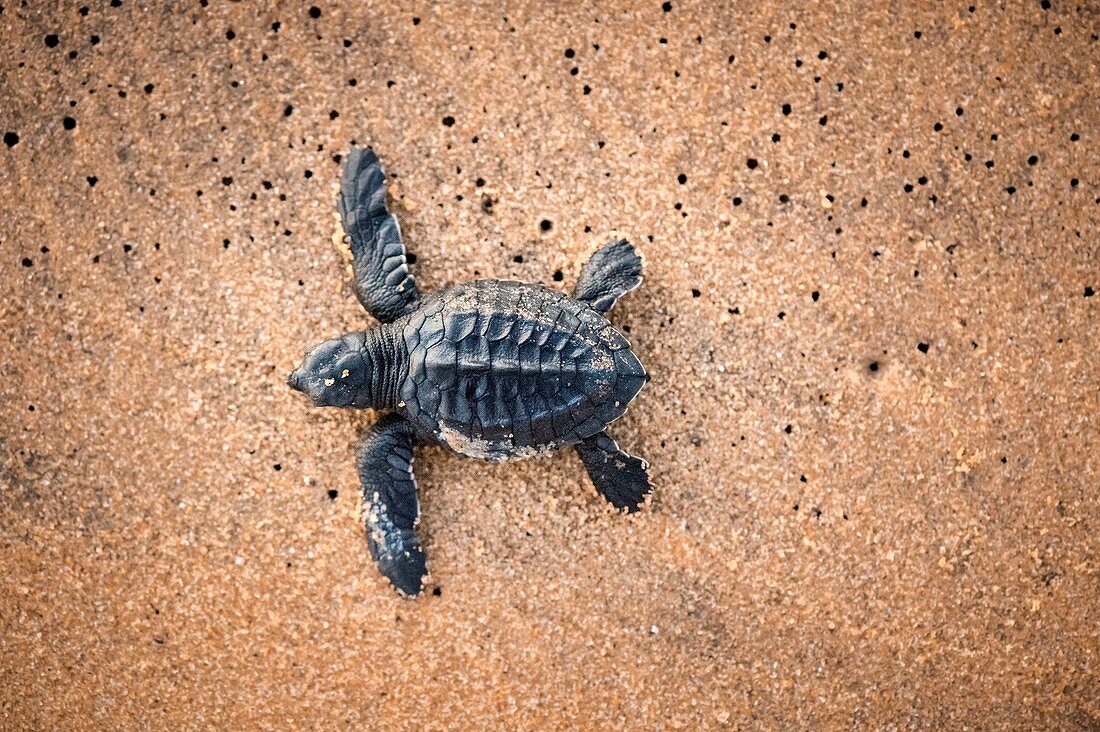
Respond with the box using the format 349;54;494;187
288;146;652;596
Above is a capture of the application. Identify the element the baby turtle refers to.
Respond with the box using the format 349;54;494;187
289;147;651;596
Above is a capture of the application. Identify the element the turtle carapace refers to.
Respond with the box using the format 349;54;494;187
289;147;652;596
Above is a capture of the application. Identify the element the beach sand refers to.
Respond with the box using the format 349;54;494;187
1;2;1097;728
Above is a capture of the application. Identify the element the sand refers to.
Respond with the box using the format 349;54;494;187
1;1;1098;729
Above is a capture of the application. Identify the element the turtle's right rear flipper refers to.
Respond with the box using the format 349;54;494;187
576;431;652;512
572;239;643;314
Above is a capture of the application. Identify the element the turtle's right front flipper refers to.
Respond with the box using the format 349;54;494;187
339;146;421;323
356;414;427;596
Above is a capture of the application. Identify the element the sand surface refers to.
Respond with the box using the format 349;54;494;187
2;2;1098;729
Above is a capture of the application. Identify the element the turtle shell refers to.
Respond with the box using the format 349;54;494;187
397;280;646;461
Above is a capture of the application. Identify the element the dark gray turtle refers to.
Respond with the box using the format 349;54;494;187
289;147;651;596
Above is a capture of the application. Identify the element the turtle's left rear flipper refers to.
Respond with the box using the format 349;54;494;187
357;414;428;596
575;431;652;512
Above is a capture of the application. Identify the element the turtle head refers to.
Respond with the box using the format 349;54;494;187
288;332;374;408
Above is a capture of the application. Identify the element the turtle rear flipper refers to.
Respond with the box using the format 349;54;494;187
357;414;428;596
339;147;420;323
573;239;643;314
575;431;651;512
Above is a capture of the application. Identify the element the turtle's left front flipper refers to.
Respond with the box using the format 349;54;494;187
339;146;420;323
357;414;428;596
576;431;652;512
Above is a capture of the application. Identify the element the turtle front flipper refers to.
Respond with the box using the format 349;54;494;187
575;431;652;512
339;146;420;323
356;414;428;596
572;238;643;314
